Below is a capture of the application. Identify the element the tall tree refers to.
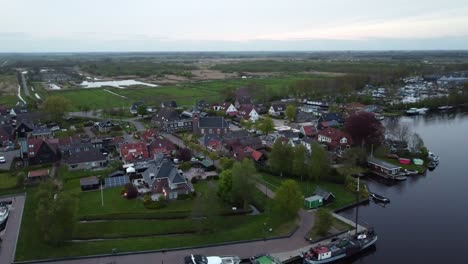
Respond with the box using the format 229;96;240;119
269;140;293;176
231;159;257;209
345;112;384;147
273;180;303;220
217;169;233;203
256;117;275;135
315;209;334;236
292;145;308;181
42;95;71;122
136;105;148;116
285;105;297;122
309;143;330;182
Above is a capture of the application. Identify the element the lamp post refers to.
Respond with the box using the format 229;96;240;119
355;176;360;235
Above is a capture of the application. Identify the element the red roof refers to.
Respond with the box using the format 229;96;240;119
149;138;175;156
120;142;149;162
207;138;222;150
318;127;352;147
313;246;330;254
245;146;263;161
302;125;317;136
141;129;157;142
28;169;49;178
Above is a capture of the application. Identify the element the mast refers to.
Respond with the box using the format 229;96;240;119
355;176;359;234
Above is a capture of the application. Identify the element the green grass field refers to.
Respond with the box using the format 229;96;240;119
15;167;296;261
0;172;17;189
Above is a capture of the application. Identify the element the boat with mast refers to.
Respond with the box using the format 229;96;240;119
301;177;378;264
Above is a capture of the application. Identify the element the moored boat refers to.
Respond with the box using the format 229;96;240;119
417;107;429;114
0;204;9;226
370;193;390;203
184;254;241;264
405;108;419;115
301;229;378;264
428;161;439;170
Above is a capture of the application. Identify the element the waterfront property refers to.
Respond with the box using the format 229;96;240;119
367;156;403;180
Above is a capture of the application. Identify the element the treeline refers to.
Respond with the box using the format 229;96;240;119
80;61;197;78
288;74;370;98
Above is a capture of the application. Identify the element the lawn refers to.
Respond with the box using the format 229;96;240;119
15;173;297;261
307;216;353;241
259;173;356;210
380;157;427;173
0;172;17;189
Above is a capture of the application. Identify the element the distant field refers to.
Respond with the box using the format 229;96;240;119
0;74;19;106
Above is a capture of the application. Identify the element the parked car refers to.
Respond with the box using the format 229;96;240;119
0;156;6;163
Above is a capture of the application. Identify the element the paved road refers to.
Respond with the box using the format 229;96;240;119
33;183;314;264
0;195;26;264
19;72;30;98
0;150;20;170
69;112;146;132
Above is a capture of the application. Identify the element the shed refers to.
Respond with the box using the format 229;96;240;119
80;176;100;191
304;195;323;209
314;186;336;204
27;169;50;182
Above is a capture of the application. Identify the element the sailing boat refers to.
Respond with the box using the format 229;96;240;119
301;177;378;264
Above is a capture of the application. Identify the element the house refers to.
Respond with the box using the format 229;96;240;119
317;120;340;130
234;88;253;108
120;142;150;164
161;101;178;108
148;137;176;157
25;138;59;165
269;102;287;116
130;102;144;115
301;137;315;152
199;134;223;152
300;125;318;138
301;104;321;115
141;129;157;142
295;110;317;123
238;105;259;122
31;126;52;138
192;108;229;136
318;113;344;125
317;127;352;150
152;108;192;133
27;169;50;183
0;125;14;147
141;158;193;199
212;102;238;115
15;119;34;138
367;156;402;177
66;149;107;171
278;130;300;141
80;176;100;191
314;186;335;205
97;120;114;133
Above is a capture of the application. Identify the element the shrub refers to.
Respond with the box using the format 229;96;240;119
144;200;167;210
123;183;138;199
179;161;192;171
191;177;198;184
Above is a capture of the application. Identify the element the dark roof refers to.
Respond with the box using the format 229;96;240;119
301;137;314;144
32;126;51;136
278;130;299;139
314;186;335;200
99;120;114;128
142;159;186;186
131;101;144;110
224;130;250;141
201;134;222;147
152;108;183;123
80;176;99;186
199;116;229;128
66;149;106;164
295;111;316;123
270;102;287;112
320;113;344;123
108;170;125;178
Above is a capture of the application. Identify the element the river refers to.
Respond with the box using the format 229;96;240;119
340;110;468;264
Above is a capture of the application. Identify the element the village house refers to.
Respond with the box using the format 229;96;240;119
318;113;344;125
238;105;259;122
212;102;238;116
141;156;193;200
152;108;192;133
192;107;229;136
97;120;114;133
234;88;253;109
317;127;353;151
295;110;317;123
148;137;176;158
24;138;60;165
301;137;315;152
269;102;287;116
130;102;144;115
31;126;52;138
66;148;107;171
300;125;318;138
199;134;224;152
317;120;340;130
15;119;34;138
140;129;157;142
80;176;100;191
120;142;150;164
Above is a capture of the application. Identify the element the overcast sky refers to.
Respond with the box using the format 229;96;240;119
1;0;468;52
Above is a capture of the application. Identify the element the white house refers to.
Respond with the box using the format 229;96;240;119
239;105;259;122
269;103;286;116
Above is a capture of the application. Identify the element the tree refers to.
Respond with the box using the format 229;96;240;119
137;105;148;116
285;105;296;122
42;96;71;122
217;169;233;203
256;117;274;135
241;119;254;130
309;143;330;182
389;122;411;143
231;159;257;209
292;145;308;180
219;157;235;170
269;140;293;176
345;112;384;147
315;209;333;236
123;183;138;199
273;180;303;220
35;183;77;245
177;148;192;162
208;151;219;161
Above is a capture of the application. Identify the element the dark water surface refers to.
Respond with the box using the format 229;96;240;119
340;111;468;264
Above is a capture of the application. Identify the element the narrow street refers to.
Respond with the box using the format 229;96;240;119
0;195;26;264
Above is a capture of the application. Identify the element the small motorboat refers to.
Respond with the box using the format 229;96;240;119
403;169;419;176
417;108;429;114
394;175;408;181
370;193;390;203
428;152;439;162
428;161;438;170
184;254;241;264
405;108;419;116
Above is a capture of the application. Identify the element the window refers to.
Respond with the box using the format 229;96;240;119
209;129;212;134
201;129;205;134
29;152;34;156
29;144;34;148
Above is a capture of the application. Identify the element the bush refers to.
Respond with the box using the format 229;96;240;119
191;177;198;184
179;161;192;172
206;175;219;180
144;200;167;210
123;183;138;199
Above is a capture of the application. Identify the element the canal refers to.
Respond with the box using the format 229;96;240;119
340;111;468;264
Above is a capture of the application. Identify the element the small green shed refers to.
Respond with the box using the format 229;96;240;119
304;195;323;209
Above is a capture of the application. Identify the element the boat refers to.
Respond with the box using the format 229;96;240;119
428;152;439;162
403;169;419;176
370;193;390;203
0;204;9;226
301;229;378;264
394;175;408;181
374;114;385;121
250;254;282;264
417;108;429;114
184;254;241;264
405;108;419;115
428;161;439;170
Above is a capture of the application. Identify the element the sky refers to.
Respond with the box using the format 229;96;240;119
1;0;468;52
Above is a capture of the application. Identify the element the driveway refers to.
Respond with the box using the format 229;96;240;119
0;150;19;170
0;195;26;264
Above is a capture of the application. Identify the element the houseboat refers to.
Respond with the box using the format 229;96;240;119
184;254;241;264
301;229;378;264
367;156;407;181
